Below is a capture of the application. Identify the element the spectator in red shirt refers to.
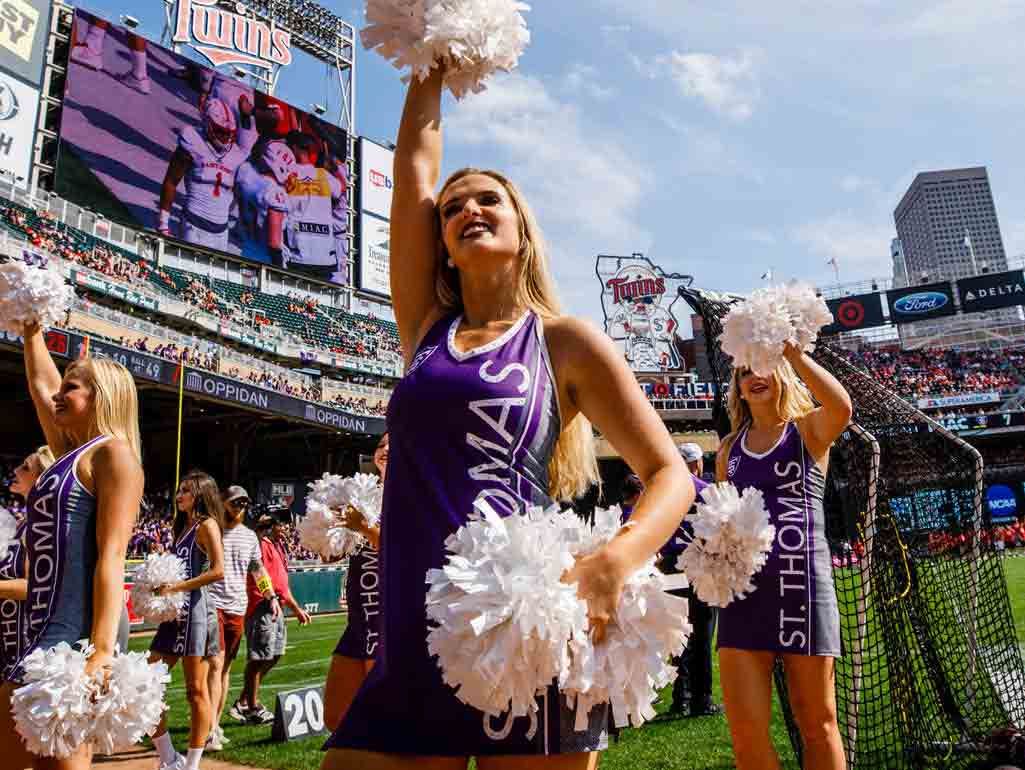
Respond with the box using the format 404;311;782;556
236;510;311;723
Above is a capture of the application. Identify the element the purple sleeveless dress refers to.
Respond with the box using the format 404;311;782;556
10;435;110;682
326;312;608;757
717;422;840;656
0;520;26;681
151;521;220;657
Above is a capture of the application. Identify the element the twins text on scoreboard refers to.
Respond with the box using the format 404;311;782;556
172;0;292;70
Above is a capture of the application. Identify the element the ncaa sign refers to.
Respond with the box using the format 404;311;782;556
987;484;1018;522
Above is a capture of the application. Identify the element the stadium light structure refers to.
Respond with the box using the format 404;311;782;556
120;15;139;28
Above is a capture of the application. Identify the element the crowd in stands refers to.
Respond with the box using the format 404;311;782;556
840;346;1025;401
331;393;388;417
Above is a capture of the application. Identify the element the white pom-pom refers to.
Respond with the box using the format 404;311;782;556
720;282;832;376
426;502;586;718
427;502;693;730
362;0;531;99
299;473;381;559
676;482;775;608
560;507;692;730
0;506;18;555
0;256;75;334
129;554;187;624
12;642;96;758
90;651;170;755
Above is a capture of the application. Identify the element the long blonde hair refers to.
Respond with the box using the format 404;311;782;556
29;445;56;475
436;168;598;501
64;358;142;461
726;359;817;441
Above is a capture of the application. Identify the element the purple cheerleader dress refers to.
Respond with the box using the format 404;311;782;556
717;422;841;657
326;311;609;756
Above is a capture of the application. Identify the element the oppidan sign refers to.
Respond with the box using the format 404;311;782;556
172;0;293;70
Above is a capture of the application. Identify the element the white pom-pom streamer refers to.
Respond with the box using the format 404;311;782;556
0;506;18;555
13;642;171;758
90;651;170;755
720;282;833;376
129;553;187;624
299;473;382;559
560;507;692;730
427;502;693;730
12;642;96;758
362;0;531;98
426;501;586;718
676;482;776;608
0;257;75;335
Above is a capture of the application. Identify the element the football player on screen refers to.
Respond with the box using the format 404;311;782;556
157;97;259;252
235;140;297;268
282;131;348;283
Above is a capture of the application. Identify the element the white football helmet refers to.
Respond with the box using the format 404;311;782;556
260;140;297;185
202;98;237;153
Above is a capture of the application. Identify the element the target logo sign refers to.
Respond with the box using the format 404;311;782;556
835;299;865;328
823;292;885;335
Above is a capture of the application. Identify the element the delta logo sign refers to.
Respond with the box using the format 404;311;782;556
172;0;292;71
893;291;949;315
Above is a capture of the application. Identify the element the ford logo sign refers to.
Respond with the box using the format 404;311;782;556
894;292;948;315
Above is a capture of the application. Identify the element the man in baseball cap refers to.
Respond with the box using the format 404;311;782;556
678;443;704;474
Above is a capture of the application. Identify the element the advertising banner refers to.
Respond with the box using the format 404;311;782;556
986;484;1019;523
822;292;887;335
957;270;1025;314
0;70;37;188
0;0;51;86
57;10;350;285
596;255;689;372
917;392;1000;410
886;281;957;323
358;211;390;299
358;138;394;220
1;326;385;433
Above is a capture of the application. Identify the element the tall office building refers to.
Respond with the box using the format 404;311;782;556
894;166;1007;282
892;167;1022;347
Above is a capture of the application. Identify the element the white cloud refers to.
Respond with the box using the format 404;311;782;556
445;74;653;315
840;175;876;193
562;63;616;101
640;49;761;121
792;212;894;278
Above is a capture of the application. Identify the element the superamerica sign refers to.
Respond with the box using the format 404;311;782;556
172;0;292;70
597;255;691;372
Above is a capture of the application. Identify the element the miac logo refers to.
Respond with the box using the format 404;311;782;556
172;0;292;71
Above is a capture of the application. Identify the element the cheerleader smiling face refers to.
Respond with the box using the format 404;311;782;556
373;433;389;479
51;370;94;429
10;454;42;496
175;483;196;515
738;367;781;408
438;174;521;269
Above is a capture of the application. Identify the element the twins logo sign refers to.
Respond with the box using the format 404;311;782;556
597;257;685;372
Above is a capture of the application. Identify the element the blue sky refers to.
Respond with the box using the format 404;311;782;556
79;1;1025;324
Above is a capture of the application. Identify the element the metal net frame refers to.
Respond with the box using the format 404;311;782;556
680;287;1025;769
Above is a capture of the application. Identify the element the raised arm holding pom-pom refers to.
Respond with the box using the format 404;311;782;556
322;47;693;769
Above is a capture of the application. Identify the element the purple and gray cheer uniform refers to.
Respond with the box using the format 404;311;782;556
0;520;26;681
334;544;381;660
10;435;110;682
717;422;840;657
327;312;609;757
151;521;220;657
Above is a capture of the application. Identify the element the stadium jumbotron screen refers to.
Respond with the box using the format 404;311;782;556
55;9;351;286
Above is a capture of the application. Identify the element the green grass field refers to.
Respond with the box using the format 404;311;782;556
133;557;1025;770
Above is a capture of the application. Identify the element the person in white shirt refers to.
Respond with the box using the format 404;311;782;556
206;486;277;750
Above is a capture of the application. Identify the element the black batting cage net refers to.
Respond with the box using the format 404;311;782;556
680;287;1025;769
